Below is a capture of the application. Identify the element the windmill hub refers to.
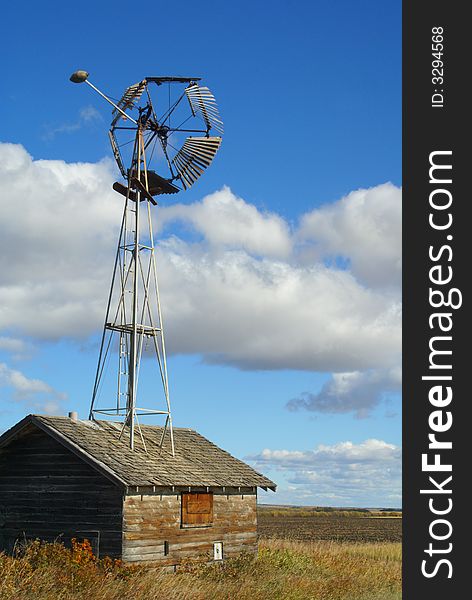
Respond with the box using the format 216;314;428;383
149;122;170;141
156;124;170;136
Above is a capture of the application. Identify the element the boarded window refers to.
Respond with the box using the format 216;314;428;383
181;492;213;527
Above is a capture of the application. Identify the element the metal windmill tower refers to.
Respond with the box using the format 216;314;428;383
70;70;223;452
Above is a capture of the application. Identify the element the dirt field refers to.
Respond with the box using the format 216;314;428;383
257;509;402;543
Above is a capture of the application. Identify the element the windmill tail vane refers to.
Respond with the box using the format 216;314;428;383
69;70;223;453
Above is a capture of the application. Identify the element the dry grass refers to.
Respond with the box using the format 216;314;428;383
0;537;401;600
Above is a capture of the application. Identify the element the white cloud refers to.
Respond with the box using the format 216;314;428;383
0;143;121;339
287;367;401;417
0;143;401;406
42;105;103;140
249;439;401;507
158;187;292;258
0;336;31;356
158;241;400;371
79;106;102;123
0;362;66;414
298;183;401;289
255;438;400;465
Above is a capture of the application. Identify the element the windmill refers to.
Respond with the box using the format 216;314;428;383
69;70;223;453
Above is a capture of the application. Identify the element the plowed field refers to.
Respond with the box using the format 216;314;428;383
258;513;402;543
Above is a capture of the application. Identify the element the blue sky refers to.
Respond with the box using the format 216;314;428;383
0;0;401;507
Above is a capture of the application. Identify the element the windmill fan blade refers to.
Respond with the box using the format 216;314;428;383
111;80;147;125
108;130;126;177
185;84;224;134
172;137;222;190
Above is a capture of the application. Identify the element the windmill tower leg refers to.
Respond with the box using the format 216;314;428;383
128;132;140;450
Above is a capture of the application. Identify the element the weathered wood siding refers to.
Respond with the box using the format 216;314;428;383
0;428;123;558
122;490;257;566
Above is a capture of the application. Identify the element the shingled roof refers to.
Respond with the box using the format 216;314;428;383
0;415;276;491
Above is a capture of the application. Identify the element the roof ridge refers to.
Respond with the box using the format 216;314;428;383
34;414;195;431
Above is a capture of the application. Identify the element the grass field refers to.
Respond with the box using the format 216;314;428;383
0;510;402;600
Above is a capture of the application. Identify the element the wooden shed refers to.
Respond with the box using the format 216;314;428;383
0;414;276;567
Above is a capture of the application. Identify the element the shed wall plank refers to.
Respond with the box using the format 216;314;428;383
0;429;123;558
122;491;257;565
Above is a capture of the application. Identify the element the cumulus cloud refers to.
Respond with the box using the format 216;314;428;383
158;242;400;371
248;439;401;507
0;143;121;339
0;142;401;388
287;367;401;417
298;183;401;289
158;187;292;258
0;362;66;414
